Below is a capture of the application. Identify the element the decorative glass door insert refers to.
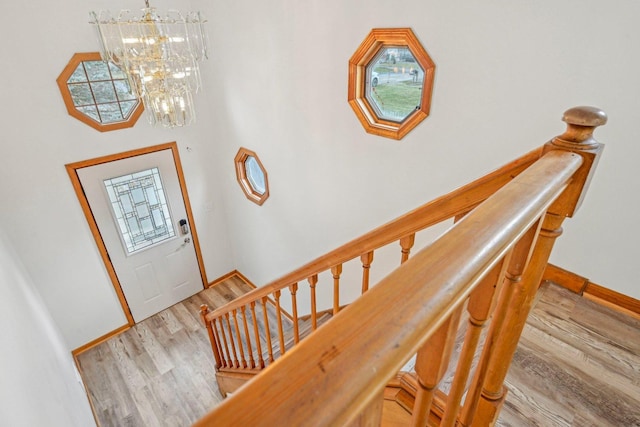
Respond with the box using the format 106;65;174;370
104;167;176;254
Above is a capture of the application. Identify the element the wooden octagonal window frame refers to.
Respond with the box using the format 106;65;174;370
234;147;270;206
348;28;435;140
56;52;144;132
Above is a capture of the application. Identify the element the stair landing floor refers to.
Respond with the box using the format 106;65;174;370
76;276;640;427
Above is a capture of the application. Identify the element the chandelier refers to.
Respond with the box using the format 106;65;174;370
90;1;208;128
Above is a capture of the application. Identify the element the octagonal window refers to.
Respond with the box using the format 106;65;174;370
366;47;424;123
348;29;435;140
56;52;143;132
234;148;269;205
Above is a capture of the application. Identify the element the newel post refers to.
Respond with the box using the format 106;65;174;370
470;106;606;426
544;106;607;217
200;304;222;370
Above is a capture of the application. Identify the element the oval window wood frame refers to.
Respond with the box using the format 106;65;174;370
348;28;435;140
234;147;270;206
56;52;144;132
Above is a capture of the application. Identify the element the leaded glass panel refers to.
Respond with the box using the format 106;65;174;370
104;167;176;254
77;105;100;122
65;59;139;124
69;64;88;83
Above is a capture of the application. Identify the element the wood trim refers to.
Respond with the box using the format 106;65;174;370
56;52;144;132
542;263;589;293
65;163;135;326
71;324;130;356
65;142;207;327
208;270;257;289
170;145;209;286
233;147;269;206
347;28;436;140
584;283;640;320
543;263;640;318
383;372;448;424
208;270;242;288
231;270;257;289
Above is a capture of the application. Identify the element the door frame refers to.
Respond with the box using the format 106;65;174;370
66;142;208;326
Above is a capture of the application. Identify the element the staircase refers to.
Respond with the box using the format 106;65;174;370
201;288;333;396
197;106;607;426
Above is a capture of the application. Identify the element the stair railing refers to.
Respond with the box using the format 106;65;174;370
200;145;545;394
197;107;606;426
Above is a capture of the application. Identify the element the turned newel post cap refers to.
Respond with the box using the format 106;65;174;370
563;106;607;128
555;106;607;147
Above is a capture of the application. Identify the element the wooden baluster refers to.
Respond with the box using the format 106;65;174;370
211;318;228;368
232;309;247;368
463;106;606;426
226;312;241;368
360;251;374;294
250;301;265;368
274;290;286;356
474;218;561;425
459;222;539;426
308;274;318;330
240;306;255;369
411;305;464;427
331;264;342;315
261;297;274;364
289;283;300;344
440;254;510;427
399;234;415;264
218;314;233;369
199;305;222;370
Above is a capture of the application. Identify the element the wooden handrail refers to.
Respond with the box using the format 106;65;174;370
205;146;544;321
196;150;582;426
197;106;606;426
202;145;547;388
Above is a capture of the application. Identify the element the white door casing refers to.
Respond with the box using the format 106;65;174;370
76;147;204;322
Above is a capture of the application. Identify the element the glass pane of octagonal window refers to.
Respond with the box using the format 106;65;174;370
365;47;424;123
57;52;143;132
245;156;266;195
66;60;135;123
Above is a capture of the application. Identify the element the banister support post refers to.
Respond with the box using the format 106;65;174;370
544;106;606;218
200;304;222;370
470;106;606;426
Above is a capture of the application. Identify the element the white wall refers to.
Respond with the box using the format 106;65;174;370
209;0;640;301
0;0;234;350
0;0;638;354
0;230;95;426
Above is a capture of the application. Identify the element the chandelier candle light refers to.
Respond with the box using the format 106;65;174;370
91;0;208;128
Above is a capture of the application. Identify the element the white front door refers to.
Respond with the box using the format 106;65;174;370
77;148;204;322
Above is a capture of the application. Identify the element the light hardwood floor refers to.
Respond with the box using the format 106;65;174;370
76;277;640;426
76;276;251;427
498;283;640;426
